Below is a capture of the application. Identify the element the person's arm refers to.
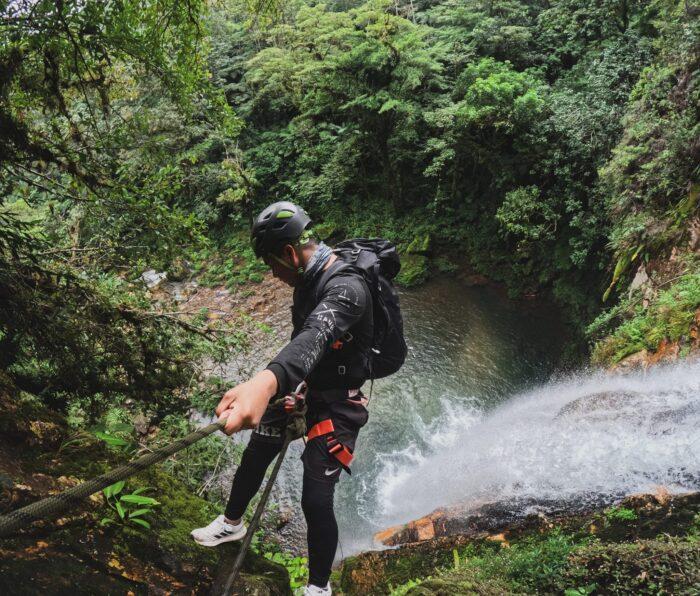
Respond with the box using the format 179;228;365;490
266;274;369;398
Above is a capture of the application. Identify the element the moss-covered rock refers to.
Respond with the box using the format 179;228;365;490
340;535;486;595
341;492;700;595
562;538;700;595
397;254;429;287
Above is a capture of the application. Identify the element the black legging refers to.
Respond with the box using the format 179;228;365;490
225;438;338;588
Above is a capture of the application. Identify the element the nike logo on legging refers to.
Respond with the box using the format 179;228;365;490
324;468;339;476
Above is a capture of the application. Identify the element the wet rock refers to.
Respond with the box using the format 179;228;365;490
611;349;649;372
341;534;481;596
141;269;167;289
132;412;150;436
628;264;649;296
556;391;640;419
167;257;191;282
374;498;573;547
647;338;680;365
346;492;700;595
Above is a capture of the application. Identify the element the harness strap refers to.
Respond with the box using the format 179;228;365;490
327;440;353;467
307;419;354;468
307;418;335;440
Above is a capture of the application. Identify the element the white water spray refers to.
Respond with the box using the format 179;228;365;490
372;361;700;526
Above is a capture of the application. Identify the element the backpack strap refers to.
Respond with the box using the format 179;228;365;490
311;258;353;305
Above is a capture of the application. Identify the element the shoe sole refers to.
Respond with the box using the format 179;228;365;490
192;529;247;547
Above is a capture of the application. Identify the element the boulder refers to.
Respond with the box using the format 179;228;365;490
556;391;640;420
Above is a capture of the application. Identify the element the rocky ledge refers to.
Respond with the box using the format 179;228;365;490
341;491;700;595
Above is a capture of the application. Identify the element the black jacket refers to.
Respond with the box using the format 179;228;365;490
266;261;373;397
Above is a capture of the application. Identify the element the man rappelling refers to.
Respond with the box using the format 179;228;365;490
191;201;406;595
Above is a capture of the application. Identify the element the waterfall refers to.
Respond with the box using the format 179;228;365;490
370;361;700;526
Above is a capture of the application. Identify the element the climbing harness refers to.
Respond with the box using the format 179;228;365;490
307;419;354;469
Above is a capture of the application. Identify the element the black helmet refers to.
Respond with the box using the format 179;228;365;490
251;201;311;258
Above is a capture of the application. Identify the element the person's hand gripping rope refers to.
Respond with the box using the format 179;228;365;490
215;369;279;435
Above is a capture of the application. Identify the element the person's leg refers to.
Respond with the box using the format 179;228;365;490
301;473;337;588
299;390;369;588
224;437;282;521
192;405;287;546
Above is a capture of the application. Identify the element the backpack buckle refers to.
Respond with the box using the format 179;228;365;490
338;365;346;375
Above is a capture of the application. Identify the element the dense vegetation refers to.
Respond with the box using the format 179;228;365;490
2;0;697;420
212;0;698;339
0;0;698;592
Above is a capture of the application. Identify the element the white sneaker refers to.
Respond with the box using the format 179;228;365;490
303;583;331;595
190;514;246;547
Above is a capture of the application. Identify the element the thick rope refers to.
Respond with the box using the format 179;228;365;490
0;420;226;538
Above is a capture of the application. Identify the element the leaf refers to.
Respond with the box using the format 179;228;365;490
116;501;126;519
131;487;154;495
120;494;160;506
378;98;401;114
130;518;151;529
127;508;152;518
95;432;129;447
100;517;114;526
110;423;135;433
110;480;126;497
103;480;125;499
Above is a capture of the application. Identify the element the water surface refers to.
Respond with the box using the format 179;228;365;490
335;277;567;552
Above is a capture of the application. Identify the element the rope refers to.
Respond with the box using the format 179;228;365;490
218;404;307;595
0;420;225;538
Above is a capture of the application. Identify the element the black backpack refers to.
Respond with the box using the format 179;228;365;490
315;238;407;379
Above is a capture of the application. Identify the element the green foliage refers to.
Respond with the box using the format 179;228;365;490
562;538;700;594
564;585;597;596
596;4;699;306
433;255;458;275
217;0;679;338
93;427;137;454
0;0;248;421
190;231;268;288
689;513;700;540
605;506;639;523
389;577;425;595
591;271;700;365
496;185;558;244
263;551;309;590
153;411;242;497
396;254;429;287
380;530;584;594
498;529;581;591
101;482;160;530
